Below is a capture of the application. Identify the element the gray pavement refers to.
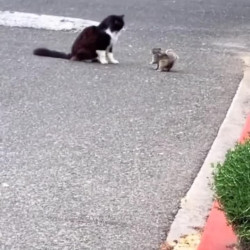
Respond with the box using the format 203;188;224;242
1;0;250;249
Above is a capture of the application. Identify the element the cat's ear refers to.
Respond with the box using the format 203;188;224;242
120;15;125;19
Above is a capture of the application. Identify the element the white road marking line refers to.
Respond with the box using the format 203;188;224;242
0;11;99;31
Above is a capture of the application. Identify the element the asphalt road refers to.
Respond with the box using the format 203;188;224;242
1;0;250;249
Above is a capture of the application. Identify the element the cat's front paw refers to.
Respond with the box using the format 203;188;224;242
98;57;109;64
100;59;109;64
96;50;109;64
107;53;119;64
109;59;119;64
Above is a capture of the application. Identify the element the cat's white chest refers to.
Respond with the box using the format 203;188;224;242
105;29;120;46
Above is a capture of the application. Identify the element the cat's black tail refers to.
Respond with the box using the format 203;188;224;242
33;48;71;59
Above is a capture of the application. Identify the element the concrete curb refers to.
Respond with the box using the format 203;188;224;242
198;115;250;250
165;53;250;249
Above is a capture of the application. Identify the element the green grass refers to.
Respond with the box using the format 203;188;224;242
213;139;250;245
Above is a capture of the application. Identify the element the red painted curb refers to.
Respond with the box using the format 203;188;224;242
198;115;250;250
198;201;237;250
239;115;250;143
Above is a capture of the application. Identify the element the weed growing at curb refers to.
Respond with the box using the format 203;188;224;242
213;139;250;248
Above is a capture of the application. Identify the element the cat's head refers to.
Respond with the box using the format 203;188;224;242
99;15;125;32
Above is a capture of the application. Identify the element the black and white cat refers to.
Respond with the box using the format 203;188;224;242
33;15;125;64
